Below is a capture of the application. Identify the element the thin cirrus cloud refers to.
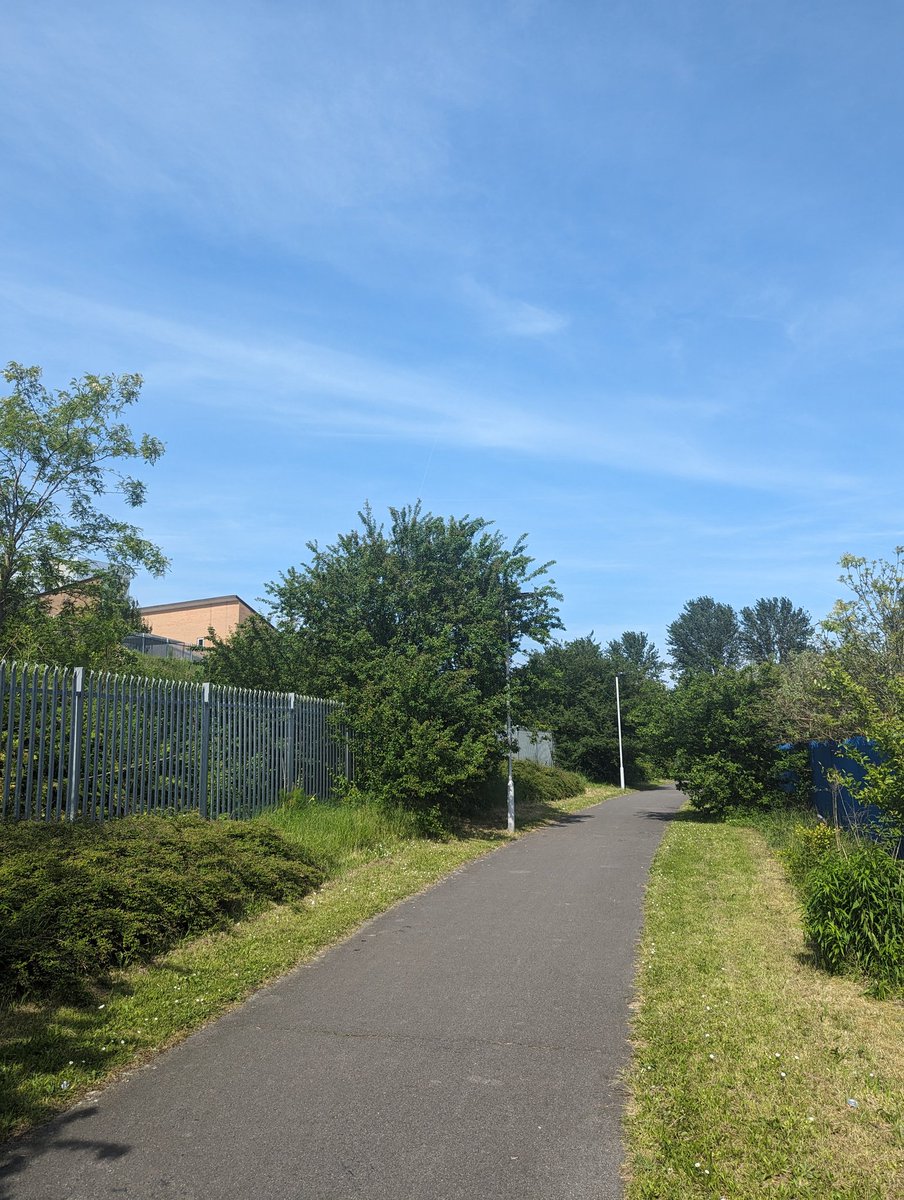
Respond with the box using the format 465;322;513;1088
460;278;570;337
0;280;825;496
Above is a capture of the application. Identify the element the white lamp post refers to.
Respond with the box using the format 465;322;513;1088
615;672;626;790
506;643;515;833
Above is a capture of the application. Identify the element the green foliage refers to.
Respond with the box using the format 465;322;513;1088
479;760;588;809
738;596;813;664
517;633;667;783
673;752;769;816
821;547;904;707
0;362;167;658
0;815;322;1002
783;821;838;885
605;630;664;681
666;596;740;676
9;574;146;671
206;613;293;690
207;503;561;816
119;651;206;684
804;846;904;993
668;666;788;816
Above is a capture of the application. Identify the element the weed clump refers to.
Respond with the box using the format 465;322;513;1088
803;845;904;994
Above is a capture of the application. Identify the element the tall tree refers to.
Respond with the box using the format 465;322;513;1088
739;596;813;664
606;630;664;681
209;503;561;814
0;362;167;654
666;596;740;676
518;633;667;784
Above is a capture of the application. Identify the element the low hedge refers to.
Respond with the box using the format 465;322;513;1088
476;760;589;811
0;815;323;1002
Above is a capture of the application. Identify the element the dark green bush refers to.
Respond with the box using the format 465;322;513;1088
674;752;771;817
0;815;323;1002
803;846;904;994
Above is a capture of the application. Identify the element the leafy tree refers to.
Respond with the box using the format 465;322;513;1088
518;632;667;784
9;573;145;670
667;665;787;815
206;613;295;691
209;503;561;815
666;596;740;676
812;549;904;831
739;596;813;664
0;363;167;656
605;629;664;681
821;548;904;709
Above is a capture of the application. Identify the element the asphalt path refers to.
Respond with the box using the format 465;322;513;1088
1;785;683;1200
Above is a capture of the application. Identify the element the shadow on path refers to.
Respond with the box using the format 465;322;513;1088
0;1109;131;1200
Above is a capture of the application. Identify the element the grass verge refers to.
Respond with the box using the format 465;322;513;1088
0;779;620;1143
624;813;904;1199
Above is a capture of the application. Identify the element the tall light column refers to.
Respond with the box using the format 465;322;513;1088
615;672;626;790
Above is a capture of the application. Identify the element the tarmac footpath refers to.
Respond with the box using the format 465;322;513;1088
0;785;684;1200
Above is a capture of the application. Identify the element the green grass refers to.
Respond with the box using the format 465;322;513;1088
0;778;622;1143
625;813;904;1199
258;793;424;874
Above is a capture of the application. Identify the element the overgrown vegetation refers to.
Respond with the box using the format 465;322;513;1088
205;502;562;819
666;665;791;816
516;631;668;785
478;758;588;809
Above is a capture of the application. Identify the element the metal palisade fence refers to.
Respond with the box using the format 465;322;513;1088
0;660;352;822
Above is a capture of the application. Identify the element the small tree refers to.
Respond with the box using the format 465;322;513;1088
816;549;904;832
821;548;904;710
212;503;561;815
0;363;167;657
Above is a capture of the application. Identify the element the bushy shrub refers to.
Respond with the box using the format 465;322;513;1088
674;752;771;817
0;815;322;1002
667;667;788;816
803;846;904;993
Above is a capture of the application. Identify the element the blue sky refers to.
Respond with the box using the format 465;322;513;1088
3;1;903;658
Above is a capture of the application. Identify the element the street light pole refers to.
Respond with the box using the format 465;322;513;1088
615;672;626;790
506;640;515;833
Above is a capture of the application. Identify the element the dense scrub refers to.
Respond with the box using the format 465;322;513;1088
0;815;323;1002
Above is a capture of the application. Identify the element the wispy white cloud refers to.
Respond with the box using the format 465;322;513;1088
459;278;569;337
1;279;861;497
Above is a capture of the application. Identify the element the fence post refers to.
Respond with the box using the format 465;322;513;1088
199;682;211;819
66;667;85;822
286;693;296;793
